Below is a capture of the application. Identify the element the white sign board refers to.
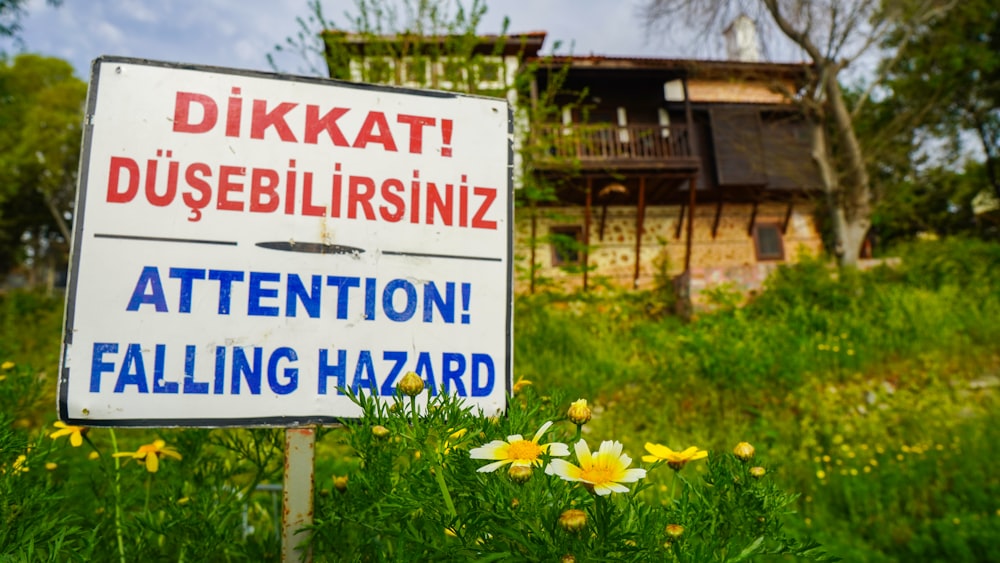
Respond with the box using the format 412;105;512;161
59;57;512;426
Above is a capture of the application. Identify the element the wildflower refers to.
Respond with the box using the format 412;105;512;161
508;464;533;483
88;451;100;461
558;508;588;532
333;475;349;493
733;441;755;462
469;421;569;472
816;469;826;479
440;428;468;455
49;421;87;447
643;443;708;470
177;497;190;505
371;425;390;439
1;360;14;370
567;399;592;425
397;371;424;397
750;466;766;478
5;454;29;474
512;377;533;395
560;555;577;563
546;439;646;495
665;524;685;538
45;462;58;471
113;439;181;473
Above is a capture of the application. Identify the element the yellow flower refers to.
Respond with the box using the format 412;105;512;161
816;469;827;479
1;360;14;370
567;399;592;425
750;466;766;478
558;508;588;532
6;454;29;474
733;441;755;462
88;451;100;461
546;439;646;496
112;439;181;473
512;377;533;395
333;475;349;493
371;425;390;439
49;421;88;447
397;371;424;397
665;523;685;538
470;421;569;472
643;443;708;470
508;464;533;483
45;462;58;471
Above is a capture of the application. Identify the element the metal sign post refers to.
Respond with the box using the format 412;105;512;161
282;427;315;563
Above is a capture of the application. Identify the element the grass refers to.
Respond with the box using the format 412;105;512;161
2;237;999;560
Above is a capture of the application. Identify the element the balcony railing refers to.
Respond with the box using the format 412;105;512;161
531;124;693;166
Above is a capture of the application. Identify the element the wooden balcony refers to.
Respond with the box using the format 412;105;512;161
530;124;699;172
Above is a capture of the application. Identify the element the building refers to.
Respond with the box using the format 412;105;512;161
321;28;826;301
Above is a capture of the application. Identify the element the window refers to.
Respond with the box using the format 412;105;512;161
366;58;393;83
753;224;785;261
550;226;584;266
477;61;501;83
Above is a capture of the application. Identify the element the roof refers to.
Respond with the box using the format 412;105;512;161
529;55;812;81
320;30;547;58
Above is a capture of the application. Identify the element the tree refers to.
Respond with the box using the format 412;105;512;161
0;0;62;42
0;54;85;283
641;0;957;266
883;0;999;202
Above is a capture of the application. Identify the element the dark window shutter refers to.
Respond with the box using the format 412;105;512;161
709;108;766;186
762;115;821;190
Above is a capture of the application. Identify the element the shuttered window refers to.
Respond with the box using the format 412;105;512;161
709;107;766;187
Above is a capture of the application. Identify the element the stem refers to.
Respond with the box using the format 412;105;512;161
669;471;678;505
108;429;126;563
144;473;152;514
433;465;457;518
410;395;418;428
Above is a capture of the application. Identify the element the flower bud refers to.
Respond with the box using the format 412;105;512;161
372;425;390;439
567;399;592;426
398;371;424;397
665;523;685;538
333;475;349;493
750;466;766;479
508;464;532;484
561;555;577;563
558;508;588;532
733;441;755;462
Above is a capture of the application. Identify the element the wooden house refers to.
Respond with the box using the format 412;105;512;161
321;29;826;301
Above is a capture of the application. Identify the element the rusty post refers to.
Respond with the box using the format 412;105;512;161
282;427;315;563
583;177;592;291
633;177;646;289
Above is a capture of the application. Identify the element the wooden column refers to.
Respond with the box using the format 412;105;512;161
583;177;592;291
682;75;697;275
684;177;698;273
529;205;537;294
633;177;646;289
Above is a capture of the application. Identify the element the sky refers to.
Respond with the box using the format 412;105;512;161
2;0;718;81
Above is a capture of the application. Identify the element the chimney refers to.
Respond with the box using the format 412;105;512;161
724;15;761;62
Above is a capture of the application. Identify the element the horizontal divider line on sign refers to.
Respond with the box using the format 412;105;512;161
94;233;238;246
381;250;502;262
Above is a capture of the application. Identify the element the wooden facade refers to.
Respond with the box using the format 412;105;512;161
321;31;826;300
521;53;825;299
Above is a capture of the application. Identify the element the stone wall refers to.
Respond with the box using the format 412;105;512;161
514;202;824;297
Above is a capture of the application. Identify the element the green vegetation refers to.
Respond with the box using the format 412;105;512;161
2;238;998;560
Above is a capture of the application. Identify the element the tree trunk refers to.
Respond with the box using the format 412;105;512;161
823;70;872;266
